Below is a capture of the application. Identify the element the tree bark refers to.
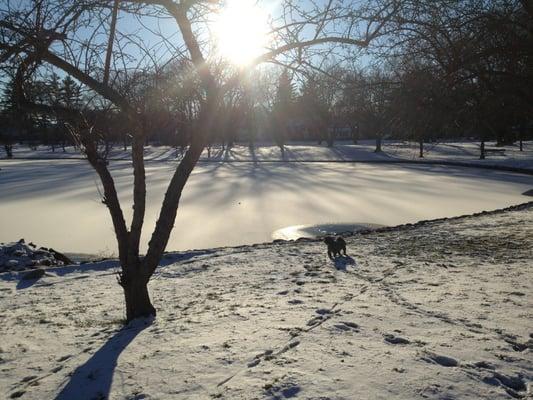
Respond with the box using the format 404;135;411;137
127;130;146;270
419;139;424;158
122;274;156;321
480;139;485;160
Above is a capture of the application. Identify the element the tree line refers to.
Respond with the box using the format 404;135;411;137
2;2;532;160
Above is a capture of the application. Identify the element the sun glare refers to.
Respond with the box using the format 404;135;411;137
213;0;270;66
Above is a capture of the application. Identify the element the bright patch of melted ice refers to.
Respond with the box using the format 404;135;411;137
272;223;384;240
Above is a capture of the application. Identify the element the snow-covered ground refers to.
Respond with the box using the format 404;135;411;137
0;204;531;399
2;140;533;170
0;159;532;255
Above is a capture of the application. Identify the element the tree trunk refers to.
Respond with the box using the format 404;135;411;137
327;128;334;147
375;137;382;152
419;139;424;158
480;139;485;160
4;145;13;158
351;124;358;144
519;122;525;151
122;276;156;321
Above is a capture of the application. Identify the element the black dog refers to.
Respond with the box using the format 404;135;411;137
324;236;347;259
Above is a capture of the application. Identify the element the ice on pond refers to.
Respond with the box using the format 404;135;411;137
272;223;385;241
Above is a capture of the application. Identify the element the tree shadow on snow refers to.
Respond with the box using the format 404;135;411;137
16;276;43;290
157;249;216;268
333;256;356;271
55;319;152;400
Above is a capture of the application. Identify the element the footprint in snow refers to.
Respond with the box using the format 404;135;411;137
333;322;360;332
265;384;301;399
383;334;411;345
481;371;527;398
287;299;303;305
421;352;459;367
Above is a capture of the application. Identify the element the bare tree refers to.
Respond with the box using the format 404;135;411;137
0;0;399;321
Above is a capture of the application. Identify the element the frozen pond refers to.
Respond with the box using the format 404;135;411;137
0;159;531;255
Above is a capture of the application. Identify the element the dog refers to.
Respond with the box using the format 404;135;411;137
323;236;347;259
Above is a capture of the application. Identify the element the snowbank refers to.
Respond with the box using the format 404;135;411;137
0;239;73;272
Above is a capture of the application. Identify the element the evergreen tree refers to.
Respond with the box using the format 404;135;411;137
272;70;293;158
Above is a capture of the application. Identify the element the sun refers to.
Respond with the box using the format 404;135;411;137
213;0;270;66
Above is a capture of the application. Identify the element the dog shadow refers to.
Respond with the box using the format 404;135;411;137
333;255;356;271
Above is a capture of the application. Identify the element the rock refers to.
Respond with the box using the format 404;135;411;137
21;268;45;280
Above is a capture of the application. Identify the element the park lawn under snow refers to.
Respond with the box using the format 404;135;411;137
0;159;532;255
0;205;531;399
2;140;533;170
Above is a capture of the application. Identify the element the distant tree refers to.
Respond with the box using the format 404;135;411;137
272;70;294;158
340;71;367;144
386;0;533;149
298;75;330;145
360;72;394;152
392;66;449;158
0;78;19;158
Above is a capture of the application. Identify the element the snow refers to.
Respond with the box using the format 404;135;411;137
0;240;65;272
0;158;532;255
0;204;531;399
2;140;533;170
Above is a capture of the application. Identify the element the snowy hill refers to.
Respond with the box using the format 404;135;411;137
0;204;532;399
